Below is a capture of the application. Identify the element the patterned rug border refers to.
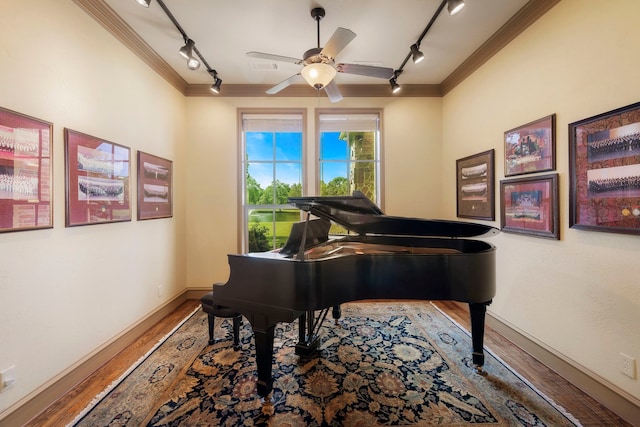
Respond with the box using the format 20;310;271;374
70;301;584;426
66;305;202;427
428;303;583;427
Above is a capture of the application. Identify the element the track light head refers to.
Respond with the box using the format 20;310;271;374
179;39;196;60
210;77;222;94
187;57;201;70
389;77;401;94
410;44;425;64
447;0;465;16
135;0;151;7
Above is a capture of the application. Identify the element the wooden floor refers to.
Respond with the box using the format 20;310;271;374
25;299;631;426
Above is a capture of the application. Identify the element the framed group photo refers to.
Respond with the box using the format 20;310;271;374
500;173;559;239
504;114;555;177
569;102;640;235
64;129;131;227
0;107;53;233
137;151;172;220
456;149;495;220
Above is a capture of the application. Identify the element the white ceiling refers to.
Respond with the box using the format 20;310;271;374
103;0;529;89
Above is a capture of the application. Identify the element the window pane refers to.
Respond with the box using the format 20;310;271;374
320;132;348;160
275;133;302;161
247;208;299;252
276;162;302;199
246;132;273;161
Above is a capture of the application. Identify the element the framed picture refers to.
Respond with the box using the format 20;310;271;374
504;114;555;176
64;129;131;227
456;149;495;220
137;151;172;220
0;107;53;233
500;173;559;239
569;101;640;235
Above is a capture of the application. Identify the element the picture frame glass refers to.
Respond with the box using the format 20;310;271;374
0;107;53;233
456;149;495;220
137;151;172;220
504;114;555;177
501;174;558;239
570;102;640;234
65;129;131;226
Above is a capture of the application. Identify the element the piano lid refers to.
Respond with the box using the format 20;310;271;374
288;191;499;238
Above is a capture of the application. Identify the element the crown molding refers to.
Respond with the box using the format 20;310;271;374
186;84;442;98
74;0;559;99
72;0;188;95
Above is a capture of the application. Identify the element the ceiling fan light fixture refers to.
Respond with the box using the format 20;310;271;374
301;62;336;90
447;0;465;16
135;0;151;7
410;44;424;64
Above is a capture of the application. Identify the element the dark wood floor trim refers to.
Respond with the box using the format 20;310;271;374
0;293;189;427
486;312;640;424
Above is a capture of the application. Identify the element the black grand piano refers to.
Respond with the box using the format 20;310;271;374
213;192;498;399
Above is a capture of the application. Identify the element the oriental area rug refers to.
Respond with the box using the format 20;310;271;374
70;302;581;426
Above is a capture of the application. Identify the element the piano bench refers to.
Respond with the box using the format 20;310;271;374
200;291;242;350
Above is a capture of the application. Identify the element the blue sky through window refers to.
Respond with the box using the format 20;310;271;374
246;131;348;189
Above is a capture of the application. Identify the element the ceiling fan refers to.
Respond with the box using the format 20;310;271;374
247;7;395;103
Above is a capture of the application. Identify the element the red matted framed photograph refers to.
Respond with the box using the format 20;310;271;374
569;102;640;235
504;114;556;177
64;129;131;227
0;107;53;233
456;149;495;220
500;173;559;239
137;151;172;220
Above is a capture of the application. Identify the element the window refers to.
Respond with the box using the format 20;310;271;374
240;111;305;252
318;110;382;234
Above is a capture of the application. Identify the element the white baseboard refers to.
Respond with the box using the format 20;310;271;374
485;311;640;425
0;293;189;427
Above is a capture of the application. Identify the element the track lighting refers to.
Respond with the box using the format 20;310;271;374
447;0;465;16
208;70;222;94
410;44;424;64
389;78;401;94
135;0;221;93
179;39;195;60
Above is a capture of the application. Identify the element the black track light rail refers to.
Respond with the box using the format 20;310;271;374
396;0;447;72
153;0;220;92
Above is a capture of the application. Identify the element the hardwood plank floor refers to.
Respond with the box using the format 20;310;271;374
24;299;631;426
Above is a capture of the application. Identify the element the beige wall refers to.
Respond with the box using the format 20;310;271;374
185;96;443;286
442;0;640;401
2;0;639;419
0;0;187;414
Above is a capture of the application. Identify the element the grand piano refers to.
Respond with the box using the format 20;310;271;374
213;192;498;399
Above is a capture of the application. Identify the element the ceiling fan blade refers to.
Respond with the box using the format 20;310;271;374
336;63;395;79
324;80;343;103
266;74;302;94
320;27;356;60
247;51;303;64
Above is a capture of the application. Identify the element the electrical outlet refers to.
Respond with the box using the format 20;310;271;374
620;353;636;379
0;366;16;393
157;285;164;297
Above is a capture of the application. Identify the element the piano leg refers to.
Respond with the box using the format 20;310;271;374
468;301;490;374
254;326;275;399
332;305;341;324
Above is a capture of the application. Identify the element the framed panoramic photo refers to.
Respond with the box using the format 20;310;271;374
456;149;495;220
569;101;640;235
64;129;131;227
0;107;53;233
137;151;172;220
500;173;559;240
504;114;555;176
